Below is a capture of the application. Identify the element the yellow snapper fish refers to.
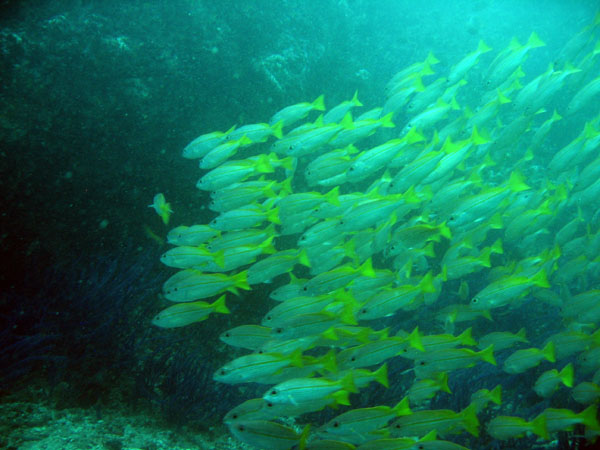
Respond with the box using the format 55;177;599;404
389;404;479;438
528;109;563;152
213;350;303;384
413;346;496;379
503;342;555;374
331;363;389;389
469;268;550;311
317;399;411;444
247;248;310;285
261;292;340;328
226;420;309;450
544;329;600;360
470;385;502;413
269;94;325;126
385;51;439;96
337;330;423;370
397;327;477;360
199;135;252;169
466;87;512;130
206;224;277;252
448;39;492;84
477;327;528;352
160;245;224;269
405;77;449;116
263;373;357;407
306;439;358;449
302;258;375;296
219;324;272;351
270;309;357;341
406;439;471;450
486;415;549;440
446;170;530;228
421;127;490;185
338;191;420;233
148;193;173;225
572;382;600;405
197;237;277;272
347;129;425;181
209;201;280;231
329;112;395;147
441;243;494;281
208;178;282;213
388;149;445;194
533;363;574;398
567;74;600;114
323;90;363;124
304;145;356;186
182;124;235;159
407;371;452;405
224;397;275;423
162;269;250;302
401;97;460;135
152;294;229;328
166;224;219;246
357;272;436;321
486;32;546;88
196;153;286;191
536;405;600;433
277;186;340;222
226;121;283;143
382;79;424;118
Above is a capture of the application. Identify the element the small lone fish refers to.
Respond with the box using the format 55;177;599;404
148;193;173;225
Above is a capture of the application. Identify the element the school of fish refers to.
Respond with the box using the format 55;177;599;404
151;13;600;449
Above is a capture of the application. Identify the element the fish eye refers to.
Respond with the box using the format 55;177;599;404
266;315;272;321
173;287;178;291
224;332;230;337
275;328;283;334
237;424;245;431
351;356;356;362
270;389;277;395
361;308;367;314
219;369;226;375
419;361;426;366
349;166;354;171
471;297;478;304
231;413;238;419
303;286;308;291
266;402;274;408
333;421;340;428
402;348;408;353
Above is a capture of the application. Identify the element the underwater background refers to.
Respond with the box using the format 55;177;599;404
1;0;600;449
